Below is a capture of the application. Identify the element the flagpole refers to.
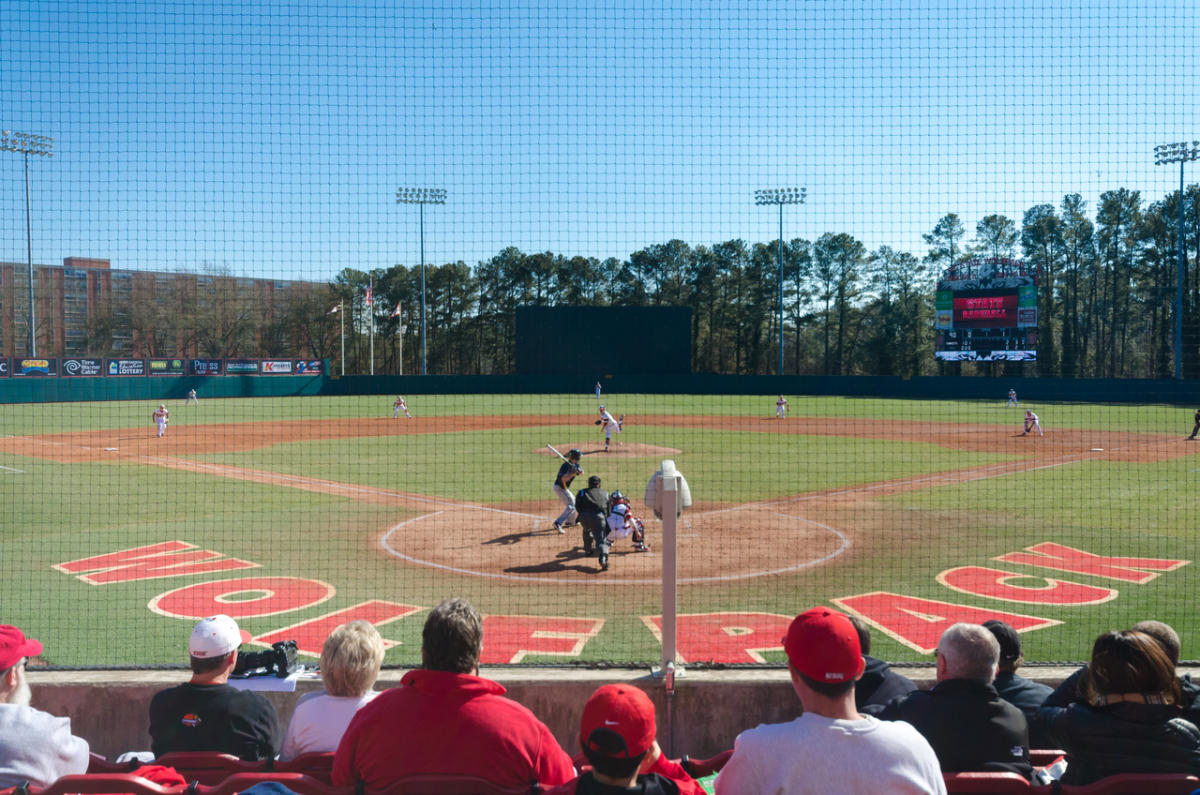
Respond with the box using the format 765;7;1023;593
369;276;375;376
397;301;403;376
340;299;345;376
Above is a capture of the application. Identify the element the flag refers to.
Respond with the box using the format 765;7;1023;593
327;304;340;315
365;286;373;307
390;304;401;318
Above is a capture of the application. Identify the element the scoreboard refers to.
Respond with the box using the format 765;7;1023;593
934;258;1037;361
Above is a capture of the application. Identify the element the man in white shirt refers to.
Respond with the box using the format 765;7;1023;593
0;625;90;788
716;607;946;795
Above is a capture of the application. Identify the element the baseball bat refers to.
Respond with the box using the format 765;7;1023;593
545;443;569;463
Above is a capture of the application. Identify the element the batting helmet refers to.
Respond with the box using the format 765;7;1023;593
587;475;602;488
568;449;582;460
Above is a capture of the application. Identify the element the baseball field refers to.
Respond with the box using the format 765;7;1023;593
0;392;1196;669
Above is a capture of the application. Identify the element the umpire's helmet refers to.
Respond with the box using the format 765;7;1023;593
568;449;582;460
587;475;602;488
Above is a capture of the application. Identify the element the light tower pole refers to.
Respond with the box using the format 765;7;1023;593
1;131;54;356
396;187;446;376
1155;141;1199;381
754;187;806;375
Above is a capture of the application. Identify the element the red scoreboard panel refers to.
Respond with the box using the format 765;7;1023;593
952;291;1019;328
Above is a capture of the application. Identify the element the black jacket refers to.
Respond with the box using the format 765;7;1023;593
992;671;1054;748
1037;700;1200;785
856;655;918;713
877;677;1031;778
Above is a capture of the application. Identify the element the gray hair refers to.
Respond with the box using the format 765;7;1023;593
937;623;999;684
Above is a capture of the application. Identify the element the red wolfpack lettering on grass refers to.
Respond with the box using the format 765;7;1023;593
254;600;420;657
994;542;1188;584
480;616;604;664
833;593;1060;654
53;541;258;585
149;576;334;619
642;613;791;663
937;566;1118;606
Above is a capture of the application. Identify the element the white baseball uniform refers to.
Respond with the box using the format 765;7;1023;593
599;407;621;450
152;406;169;437
393;396;411;419
1023;410;1043;436
776;396;788;418
595;382;602;400
1007;389;1018;407
186;389;198;406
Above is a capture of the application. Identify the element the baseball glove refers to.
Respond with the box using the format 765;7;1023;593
594;419;602;425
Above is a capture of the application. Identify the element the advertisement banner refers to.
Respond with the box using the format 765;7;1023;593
294;359;323;374
260;359;293;374
148;358;187;376
225;358;259;374
61;358;104;377
190;359;223;376
0;358;8;377
107;358;146;376
13;358;57;377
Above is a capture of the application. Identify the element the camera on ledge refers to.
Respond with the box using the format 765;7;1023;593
233;640;299;679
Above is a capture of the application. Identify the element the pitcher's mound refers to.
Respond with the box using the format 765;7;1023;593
541;442;681;458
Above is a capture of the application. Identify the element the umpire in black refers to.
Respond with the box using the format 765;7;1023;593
575;475;611;571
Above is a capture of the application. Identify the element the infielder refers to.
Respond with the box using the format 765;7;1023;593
152;404;170;438
775;395;788;418
186;388;198;406
392;395;412;419
1188;408;1200;440
594;381;602;401
596;405;622;452
552;448;583;533
1022;409;1043;436
1007;388;1018;407
606;491;649;552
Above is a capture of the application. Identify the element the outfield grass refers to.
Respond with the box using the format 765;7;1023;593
1;393;1196;667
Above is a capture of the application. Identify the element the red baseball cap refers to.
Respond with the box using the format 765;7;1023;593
783;607;864;683
580;684;656;758
0;625;43;670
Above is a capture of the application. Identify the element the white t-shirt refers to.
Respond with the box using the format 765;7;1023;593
280;690;379;760
715;711;946;795
0;704;90;788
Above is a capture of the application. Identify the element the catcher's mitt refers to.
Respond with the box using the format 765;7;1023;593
594;419;602;425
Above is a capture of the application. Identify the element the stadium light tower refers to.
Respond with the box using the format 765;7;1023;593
1;131;54;356
1155;141;1200;381
754;187;806;375
396;186;446;376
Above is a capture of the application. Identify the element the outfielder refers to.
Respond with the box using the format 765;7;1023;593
1007;388;1018;407
596;405;622;452
1022;409;1043;436
606;491;649;552
1188;408;1200;440
551;448;583;533
594;381;602;401
392;395;412;419
186;388;198;406
775;395;788;418
152;404;170;438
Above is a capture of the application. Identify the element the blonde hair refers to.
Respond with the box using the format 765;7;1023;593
320;620;385;697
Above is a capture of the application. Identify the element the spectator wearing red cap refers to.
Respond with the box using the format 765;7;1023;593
545;684;705;795
333;597;573;790
148;615;281;760
0;625;89;787
715;607;945;795
876;623;1031;778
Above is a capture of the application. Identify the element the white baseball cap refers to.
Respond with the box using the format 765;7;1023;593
189;614;247;658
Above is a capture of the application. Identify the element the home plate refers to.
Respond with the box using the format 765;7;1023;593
1089;448;1103;452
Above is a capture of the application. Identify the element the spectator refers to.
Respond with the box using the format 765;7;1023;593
715;607;945;794
545;684;705;795
280;620;385;760
333;597;573;789
877;623;1030;778
1037;629;1200;785
846;614;918;714
148;615;282;760
981;620;1053;748
0;625;89;787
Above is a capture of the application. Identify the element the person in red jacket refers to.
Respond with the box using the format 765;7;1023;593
333;597;573;790
545;683;705;795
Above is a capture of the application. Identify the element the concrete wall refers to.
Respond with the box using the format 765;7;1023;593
32;665;1100;762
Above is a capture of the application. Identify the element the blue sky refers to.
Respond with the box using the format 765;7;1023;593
1;0;1197;282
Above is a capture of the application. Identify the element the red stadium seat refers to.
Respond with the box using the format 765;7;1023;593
86;754;141;774
271;754;336;784
681;750;733;778
942;771;1042;793
365;774;543;795
150;753;263;785
31;773;188;795
1029;749;1067;767
201;772;346;795
1058;773;1200;794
